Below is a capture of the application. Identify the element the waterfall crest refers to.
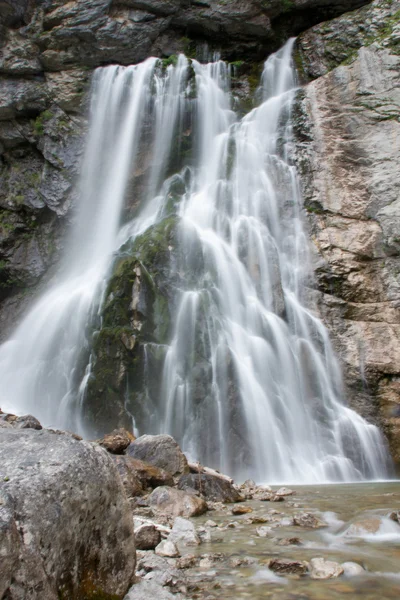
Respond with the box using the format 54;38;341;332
0;42;391;482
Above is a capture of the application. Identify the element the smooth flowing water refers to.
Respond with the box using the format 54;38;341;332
184;481;400;600
0;42;391;482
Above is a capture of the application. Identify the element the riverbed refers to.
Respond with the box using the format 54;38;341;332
182;482;400;599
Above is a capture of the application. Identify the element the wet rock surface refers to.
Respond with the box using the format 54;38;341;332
294;0;400;465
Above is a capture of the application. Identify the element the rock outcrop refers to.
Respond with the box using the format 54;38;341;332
294;0;400;464
0;425;136;599
0;0;373;335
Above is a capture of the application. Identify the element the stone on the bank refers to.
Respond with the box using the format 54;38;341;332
112;455;144;498
126;456;174;488
176;555;198;569
127;434;189;477
0;427;135;599
309;557;344;579
293;512;327;528
124;579;183;600
268;558;308;575
149;486;207;518
98;427;134;454
135;524;161;550
169;516;201;547
342;561;365;577
178;472;242;503
155;539;180;558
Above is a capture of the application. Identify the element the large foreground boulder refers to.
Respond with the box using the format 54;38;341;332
126;434;189;477
0;427;136;599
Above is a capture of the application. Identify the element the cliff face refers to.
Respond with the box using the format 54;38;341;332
294;0;400;464
0;0;371;337
1;0;399;464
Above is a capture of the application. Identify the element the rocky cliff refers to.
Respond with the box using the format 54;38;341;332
295;0;400;464
1;0;399;465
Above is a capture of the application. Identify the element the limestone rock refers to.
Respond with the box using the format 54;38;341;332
112;455;144;498
293;512;327;528
124;579;183;600
0;427;135;599
98;427;134;454
149;486;207;518
309;557;344;579
178;472;241;503
155;539;180;558
135;524;161;551
168;516;201;548
0;412;42;430
294;0;400;466
268;558;308;576
231;505;253;515
344;517;382;536
127;434;189;477
342;561;365;576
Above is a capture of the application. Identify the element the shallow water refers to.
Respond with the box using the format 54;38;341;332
188;482;400;599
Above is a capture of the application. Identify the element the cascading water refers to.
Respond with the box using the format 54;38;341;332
0;41;391;482
0;56;190;433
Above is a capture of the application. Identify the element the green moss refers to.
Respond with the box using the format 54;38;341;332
33;109;54;136
161;55;178;69
132;215;177;268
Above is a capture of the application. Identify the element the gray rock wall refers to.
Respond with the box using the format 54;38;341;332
294;0;400;464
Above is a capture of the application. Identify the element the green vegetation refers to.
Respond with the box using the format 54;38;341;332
162;54;178;69
33;109;54;136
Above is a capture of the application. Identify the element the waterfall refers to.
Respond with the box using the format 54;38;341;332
0;41;391;482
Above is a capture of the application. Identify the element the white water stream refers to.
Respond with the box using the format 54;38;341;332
0;42;391;482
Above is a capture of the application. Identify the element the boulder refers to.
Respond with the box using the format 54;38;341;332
389;511;400;524
293;512;327;528
155;539;180;558
124;579;183;600
344;517;382;536
149;486;207;518
168;517;200;548
98;427;134;454
309;557;344;579
0;413;42;430
112;455;144;498
135;524;161;551
342;562;365;577
0;427;135;600
268;558;308;576
127;435;189;477
178;472;242;503
125;456;174;488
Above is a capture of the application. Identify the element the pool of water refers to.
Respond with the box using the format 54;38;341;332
187;482;400;599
